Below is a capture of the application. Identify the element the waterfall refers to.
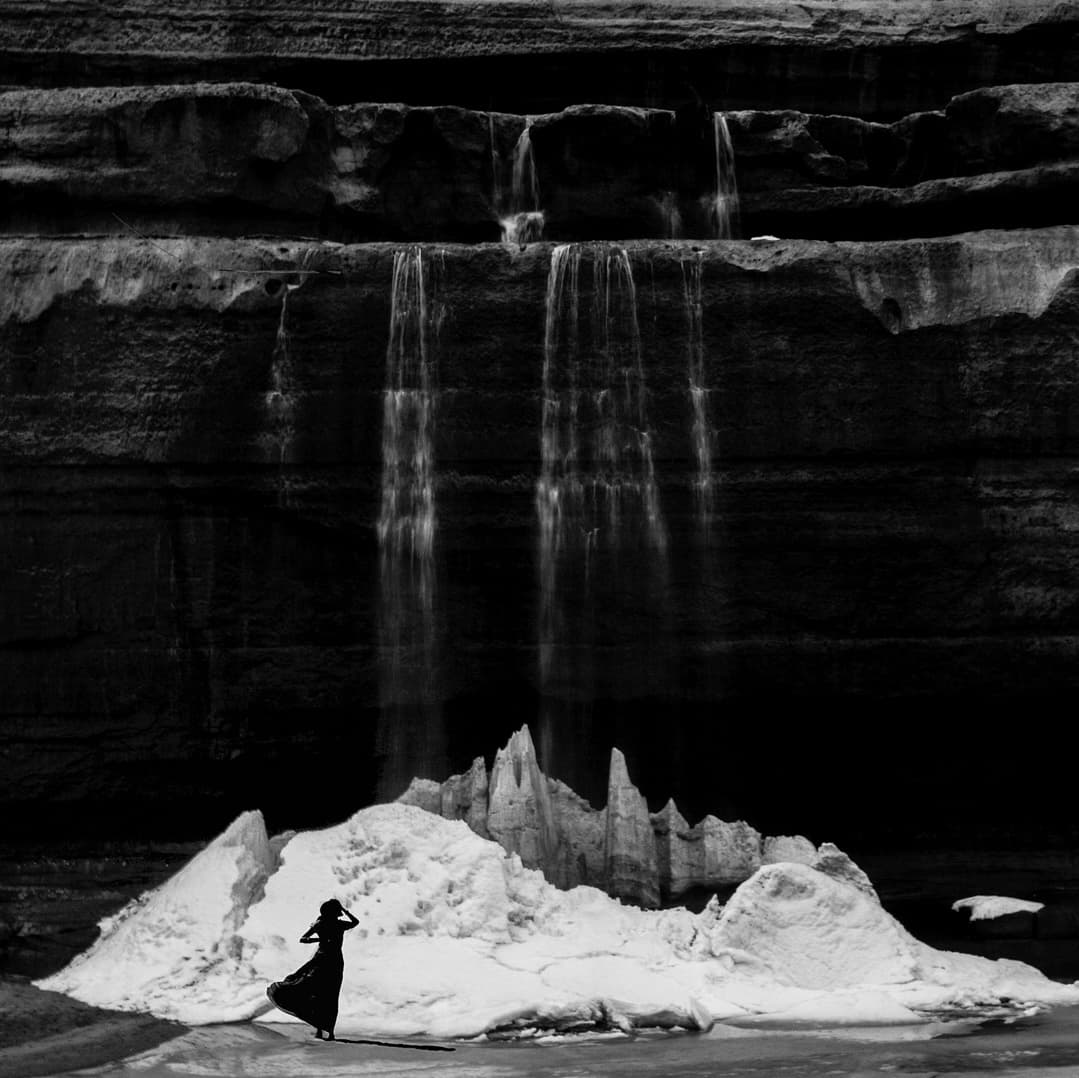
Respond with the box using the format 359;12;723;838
379;248;436;583
501;120;545;244
512;124;540;214
657;191;683;240
682;252;714;528
264;279;302;506
711;113;740;240
376;247;444;798
537;244;667;683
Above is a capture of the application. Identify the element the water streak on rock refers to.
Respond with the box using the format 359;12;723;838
264;279;300;506
657;190;684;239
377;247;443;799
682;252;714;528
501;120;545;243
711;113;740;240
537;243;667;684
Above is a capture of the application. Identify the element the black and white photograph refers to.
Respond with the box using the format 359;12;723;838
3;2;1079;1076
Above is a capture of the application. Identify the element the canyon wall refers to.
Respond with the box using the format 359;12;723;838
4;226;1079;837
2;1;1077;117
2;0;1079;848
3;84;1079;241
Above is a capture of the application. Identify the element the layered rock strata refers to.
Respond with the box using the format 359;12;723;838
398;725;816;907
2;229;1078;466
5;84;1079;241
1;2;1075;117
5;226;1079;834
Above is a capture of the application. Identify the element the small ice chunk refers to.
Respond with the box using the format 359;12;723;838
953;896;1045;921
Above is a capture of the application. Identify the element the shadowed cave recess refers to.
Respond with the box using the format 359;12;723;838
4;0;1079;917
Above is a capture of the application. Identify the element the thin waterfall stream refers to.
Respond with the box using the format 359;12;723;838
376;246;445;799
711;113;740;239
537;243;668;694
682;251;714;530
264;278;302;507
500;119;545;243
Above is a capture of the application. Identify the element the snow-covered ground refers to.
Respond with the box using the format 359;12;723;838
37;804;1079;1038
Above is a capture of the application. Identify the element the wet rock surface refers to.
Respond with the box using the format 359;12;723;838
2;0;1079;859
4;86;1079;240
4;230;1079;830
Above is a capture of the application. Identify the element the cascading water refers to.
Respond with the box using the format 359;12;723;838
682;252;714;529
657;191;684;240
264;279;302;507
376;246;444;799
512;124;540;214
710;113;740;240
537;244;668;689
500;120;545;244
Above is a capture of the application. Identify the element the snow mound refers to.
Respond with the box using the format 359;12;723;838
762;835;817;866
37;804;1079;1036
38;810;278;1022
953;896;1045;921
812;842;879;899
713;862;919;990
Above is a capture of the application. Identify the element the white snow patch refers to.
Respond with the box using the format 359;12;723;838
953;896;1045;921
726;989;925;1028
812;842;879;900
37;804;1079;1037
37;810;277;1022
762;835;817;865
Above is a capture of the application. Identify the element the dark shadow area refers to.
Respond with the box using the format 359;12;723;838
4;32;1079;118
332;1038;455;1051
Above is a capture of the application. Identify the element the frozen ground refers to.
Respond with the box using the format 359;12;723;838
36;804;1079;1038
42;1006;1079;1078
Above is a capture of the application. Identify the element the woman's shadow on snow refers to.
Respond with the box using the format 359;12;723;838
331;1037;455;1052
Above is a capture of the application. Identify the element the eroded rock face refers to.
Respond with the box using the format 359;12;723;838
487;726;558;866
605;748;660;906
5;228;1079;838
441;756;489;836
0;88;513;241
946;83;1079;174
1;1;1074;117
652;800;694;899
395;727;810;908
4;84;1079;241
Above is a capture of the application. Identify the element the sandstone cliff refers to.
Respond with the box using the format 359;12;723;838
4;226;1079;836
2;0;1079;851
4;84;1079;241
2;2;1075;118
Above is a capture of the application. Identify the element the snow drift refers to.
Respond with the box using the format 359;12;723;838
38;804;1079;1036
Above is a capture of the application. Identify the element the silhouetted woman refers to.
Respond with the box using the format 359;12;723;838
267;898;359;1040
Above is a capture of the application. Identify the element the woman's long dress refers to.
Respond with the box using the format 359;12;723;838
266;919;346;1033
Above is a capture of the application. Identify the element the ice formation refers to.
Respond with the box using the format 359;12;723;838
38;804;1079;1037
398;725;816;905
953;896;1046;921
